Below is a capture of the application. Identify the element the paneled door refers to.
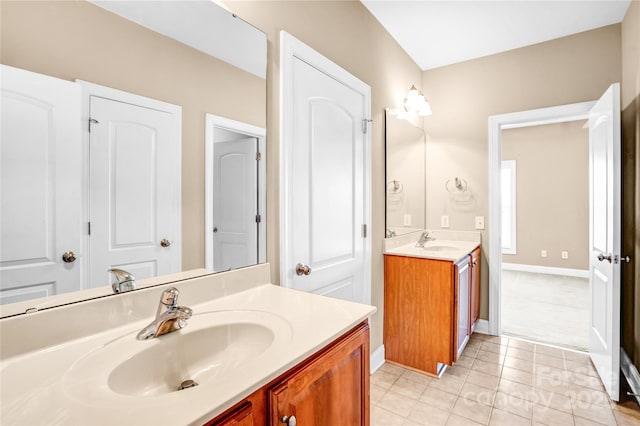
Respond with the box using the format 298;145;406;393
85;85;181;287
0;65;82;304
588;83;621;401
280;32;371;304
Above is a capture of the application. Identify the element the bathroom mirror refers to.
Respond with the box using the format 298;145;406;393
384;109;426;237
0;0;267;317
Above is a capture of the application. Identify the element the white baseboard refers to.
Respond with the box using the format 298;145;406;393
621;348;640;404
474;319;491;335
370;344;385;374
502;263;589;278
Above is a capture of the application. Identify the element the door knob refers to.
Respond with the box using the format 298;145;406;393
281;416;296;426
213;227;218;233
295;263;311;276
62;251;76;263
160;239;171;247
597;253;612;263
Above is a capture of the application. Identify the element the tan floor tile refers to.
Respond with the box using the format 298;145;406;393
532;404;575;425
573;416;606;426
484;335;510;346
401;369;435;386
407;401;451;426
471;359;504;377
504;356;534;373
451;397;492;425
502;366;535;386
373;370;401;390
429;375;466;396
565;360;599;378
507;347;535;362
372;384;387;404
532;389;573;413
447;364;470;380
535;345;565;359
572;403;617;426
534;353;565;369
534;366;568;390
494;392;533;419
466;370;501;390
488;408;531;426
456;354;475;369
378;390;419;417
566;372;604;392
419;386;458;412
563;350;592;364
446;414;484;425
389;377;429;400
403;420;426;426
508;339;536;352
382;362;408;377
498;378;536;402
481;341;508;355
476;350;506;365
372;406;407;426
460;382;496;406
569;387;610;408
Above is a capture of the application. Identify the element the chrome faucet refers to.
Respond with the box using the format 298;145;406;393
137;287;193;340
109;268;136;293
415;231;435;248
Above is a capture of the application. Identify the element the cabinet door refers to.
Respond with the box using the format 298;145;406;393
269;324;370;426
211;402;254;426
455;257;470;360
470;248;481;328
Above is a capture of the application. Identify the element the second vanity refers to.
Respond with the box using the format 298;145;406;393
0;264;375;425
383;230;481;377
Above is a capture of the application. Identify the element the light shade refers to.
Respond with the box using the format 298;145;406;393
403;85;432;117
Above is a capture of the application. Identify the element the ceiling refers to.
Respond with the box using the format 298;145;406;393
361;0;631;71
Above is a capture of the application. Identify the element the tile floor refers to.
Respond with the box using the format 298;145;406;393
370;333;640;425
501;270;589;351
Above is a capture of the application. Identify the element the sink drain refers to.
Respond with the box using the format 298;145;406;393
177;379;198;391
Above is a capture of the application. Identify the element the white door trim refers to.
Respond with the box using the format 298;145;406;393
77;80;182;284
204;114;266;271
279;31;372;303
487;101;595;335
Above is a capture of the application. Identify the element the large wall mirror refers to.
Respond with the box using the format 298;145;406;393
385;109;426;237
0;0;267;317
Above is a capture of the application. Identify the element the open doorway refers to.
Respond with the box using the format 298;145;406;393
500;121;590;351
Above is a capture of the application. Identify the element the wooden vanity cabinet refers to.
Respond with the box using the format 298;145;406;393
384;248;481;376
207;322;370;426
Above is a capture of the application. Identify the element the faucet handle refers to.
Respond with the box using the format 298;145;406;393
160;287;180;307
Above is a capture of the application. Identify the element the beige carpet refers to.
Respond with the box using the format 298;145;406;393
501;269;589;351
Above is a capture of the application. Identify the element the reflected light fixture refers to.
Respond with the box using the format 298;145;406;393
403;85;432;117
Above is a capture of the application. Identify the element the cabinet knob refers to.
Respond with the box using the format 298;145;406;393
281;415;296;426
295;263;311;276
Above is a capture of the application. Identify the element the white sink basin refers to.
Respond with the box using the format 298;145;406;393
421;245;459;252
63;310;292;401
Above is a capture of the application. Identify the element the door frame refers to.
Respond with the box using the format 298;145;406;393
487;100;595;335
204;113;267;271
77;80;182;286
279;31;372;303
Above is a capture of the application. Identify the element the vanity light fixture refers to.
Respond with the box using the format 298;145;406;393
403;85;432;117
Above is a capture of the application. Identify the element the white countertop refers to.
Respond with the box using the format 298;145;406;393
0;267;376;425
383;230;481;263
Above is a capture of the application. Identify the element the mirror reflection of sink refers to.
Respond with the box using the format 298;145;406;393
64;310;292;401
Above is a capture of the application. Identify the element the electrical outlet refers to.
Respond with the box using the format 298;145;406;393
475;216;485;230
403;214;411;226
562;251;569;259
441;215;450;228
541;250;547;258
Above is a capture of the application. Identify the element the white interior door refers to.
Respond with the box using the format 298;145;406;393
212;138;258;271
281;32;371;304
87;91;181;287
0;65;82;304
588;83;621;401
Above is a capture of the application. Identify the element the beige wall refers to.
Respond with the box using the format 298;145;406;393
502;121;589;270
0;0;266;272
621;0;640;368
226;1;423;352
423;25;622;320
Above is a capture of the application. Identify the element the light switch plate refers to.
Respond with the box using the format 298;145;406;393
441;215;450;228
562;251;569;259
475;216;485;230
541;250;547;257
403;214;411;226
